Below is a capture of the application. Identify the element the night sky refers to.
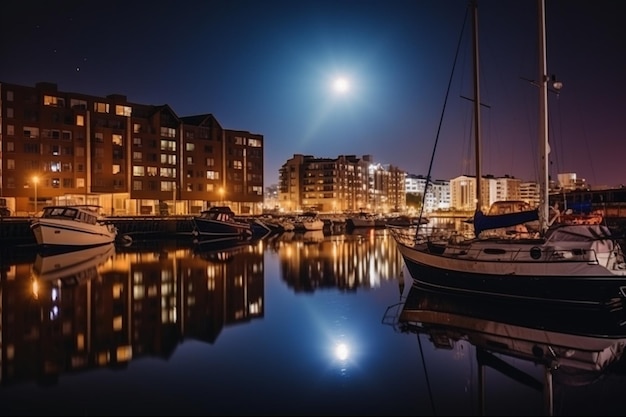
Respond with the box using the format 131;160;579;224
2;0;624;187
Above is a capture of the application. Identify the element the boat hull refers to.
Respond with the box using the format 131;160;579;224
31;218;117;248
192;218;252;239
396;240;626;308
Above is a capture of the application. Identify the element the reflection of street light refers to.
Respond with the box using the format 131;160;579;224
219;187;225;205
32;176;39;215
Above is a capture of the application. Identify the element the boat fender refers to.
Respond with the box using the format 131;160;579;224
530;247;541;260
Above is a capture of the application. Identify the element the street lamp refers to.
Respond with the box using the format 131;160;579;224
219;187;225;206
32;175;39;215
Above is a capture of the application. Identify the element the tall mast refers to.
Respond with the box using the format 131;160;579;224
472;0;482;213
538;0;549;232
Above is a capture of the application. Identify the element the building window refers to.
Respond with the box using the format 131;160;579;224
115;105;132;117
185;143;195;151
133;124;141;134
76;115;84;126
147;166;157;176
160;139;176;151
206;183;215;192
94;102;109;113
248;138;262;147
160;167;176;178
95;132;104;142
62;131;72;140
52;178;60;188
161;181;175;192
113;164;121;174
133;180;143;191
44;95;65;107
6;90;13;101
63;178;74;188
160;154;176;165
133;137;142;146
234;160;243;169
112;134;123;146
77;178;85;188
133;151;142;161
7;124;14;135
70;98;87;109
6;159;15;169
6;142;14;152
206;157;214;167
186;156;194;165
206;171;219;180
23;127;39;138
133;166;145;176
160;127;176;138
6;107;13;118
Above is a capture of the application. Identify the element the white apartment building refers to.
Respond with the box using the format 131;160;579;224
405;174;451;212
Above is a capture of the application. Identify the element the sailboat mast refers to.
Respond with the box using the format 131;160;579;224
472;0;482;213
538;0;550;232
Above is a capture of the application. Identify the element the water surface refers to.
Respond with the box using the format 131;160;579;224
1;228;625;415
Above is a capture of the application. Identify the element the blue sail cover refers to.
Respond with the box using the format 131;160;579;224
473;209;539;236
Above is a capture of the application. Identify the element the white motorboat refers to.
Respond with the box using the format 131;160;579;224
30;205;118;248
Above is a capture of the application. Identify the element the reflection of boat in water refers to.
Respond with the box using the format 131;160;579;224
193;240;252;263
33;243;115;286
385;281;626;415
299;230;325;243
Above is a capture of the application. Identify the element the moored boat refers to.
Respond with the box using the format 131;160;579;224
192;206;252;241
30;205;117;248
389;0;626;309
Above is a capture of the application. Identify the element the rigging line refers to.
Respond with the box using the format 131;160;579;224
415;2;471;240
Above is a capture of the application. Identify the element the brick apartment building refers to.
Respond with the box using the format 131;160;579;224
0;81;264;216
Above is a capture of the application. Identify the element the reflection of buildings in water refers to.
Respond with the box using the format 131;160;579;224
0;241;264;386
278;229;405;292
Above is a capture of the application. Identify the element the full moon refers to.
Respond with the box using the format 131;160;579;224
333;77;349;94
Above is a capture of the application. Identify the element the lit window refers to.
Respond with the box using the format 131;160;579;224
94;102;109;113
115;105;132;117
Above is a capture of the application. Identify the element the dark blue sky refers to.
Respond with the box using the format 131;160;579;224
2;0;624;187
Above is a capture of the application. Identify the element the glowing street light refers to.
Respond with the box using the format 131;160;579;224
219;187;225;205
32;175;39;215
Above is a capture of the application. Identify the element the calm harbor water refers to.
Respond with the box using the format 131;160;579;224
1;227;626;416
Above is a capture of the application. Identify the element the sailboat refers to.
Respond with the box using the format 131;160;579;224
385;283;626;416
389;0;626;308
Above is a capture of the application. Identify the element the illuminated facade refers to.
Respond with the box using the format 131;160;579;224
278;154;406;213
0;82;264;215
